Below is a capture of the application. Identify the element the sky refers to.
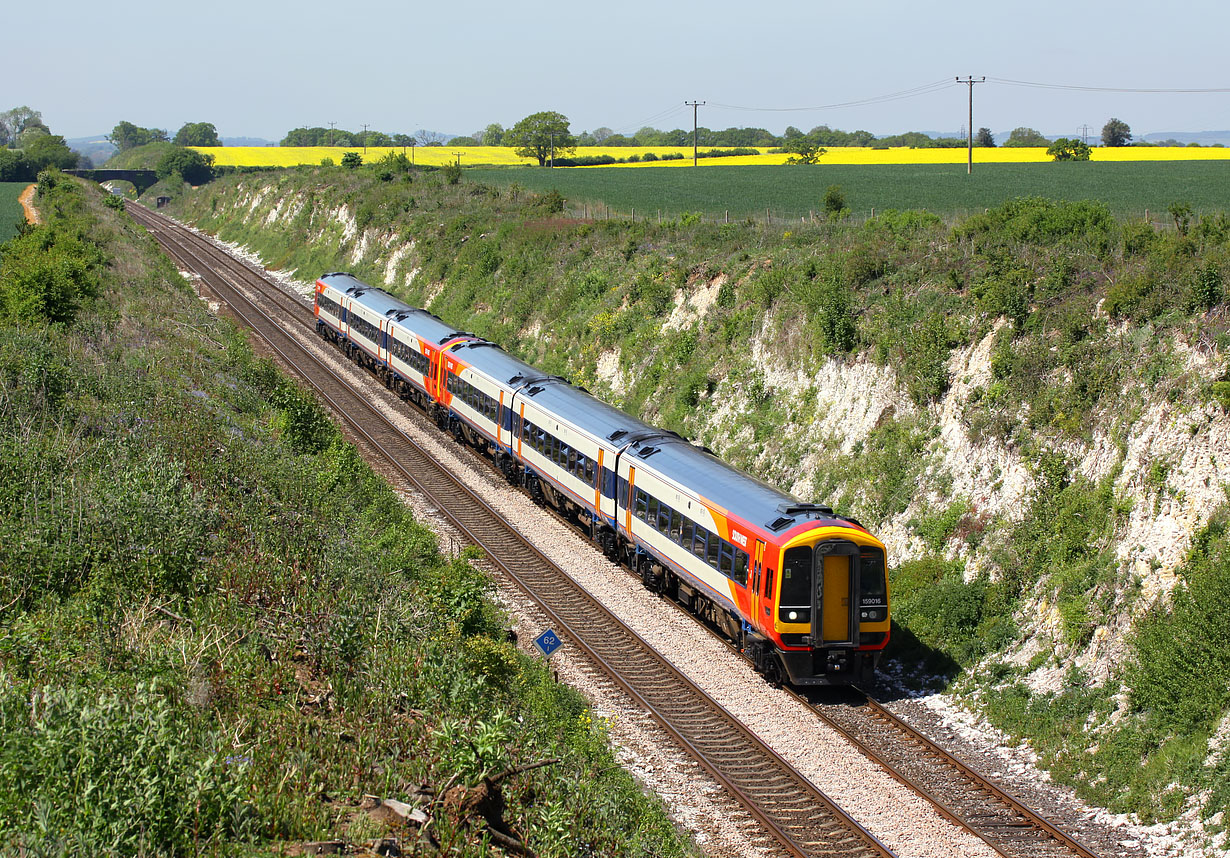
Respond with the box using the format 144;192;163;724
9;0;1230;142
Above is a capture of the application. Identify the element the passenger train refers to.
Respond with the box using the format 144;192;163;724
315;271;890;685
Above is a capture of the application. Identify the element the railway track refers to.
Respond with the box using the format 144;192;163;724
130;202;1112;858
808;691;1102;858
128;202;895;858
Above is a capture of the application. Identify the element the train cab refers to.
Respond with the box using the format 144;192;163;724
768;516;889;685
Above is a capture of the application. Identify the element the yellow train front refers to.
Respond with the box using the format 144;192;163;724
615;435;889;686
759;517;889;685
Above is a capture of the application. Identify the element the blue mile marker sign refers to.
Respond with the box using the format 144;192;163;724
534;629;563;659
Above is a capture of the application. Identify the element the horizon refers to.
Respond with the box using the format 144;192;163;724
15;1;1230;144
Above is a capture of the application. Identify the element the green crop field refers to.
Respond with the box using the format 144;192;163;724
0;182;29;242
468;162;1230;221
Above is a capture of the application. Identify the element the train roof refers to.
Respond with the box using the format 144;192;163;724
451;341;546;391
319;272;464;345
626;435;859;538
520;377;662;449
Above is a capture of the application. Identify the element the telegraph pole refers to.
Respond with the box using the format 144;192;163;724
328;121;336;147
362;124;370;153
1079;124;1092;145
956;76;984;174
685;100;705;166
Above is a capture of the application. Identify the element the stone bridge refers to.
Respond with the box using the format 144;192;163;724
65;169;160;195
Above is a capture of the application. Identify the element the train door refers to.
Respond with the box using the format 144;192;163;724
751;539;767;632
815;542;858;646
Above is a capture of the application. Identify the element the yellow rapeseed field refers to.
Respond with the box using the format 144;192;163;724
195;145;1230;169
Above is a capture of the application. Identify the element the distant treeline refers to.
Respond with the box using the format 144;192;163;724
281;123;971;149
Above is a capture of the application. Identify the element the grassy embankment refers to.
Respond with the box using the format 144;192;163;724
0;182;29;242
0;172;697;857
165;161;1230;835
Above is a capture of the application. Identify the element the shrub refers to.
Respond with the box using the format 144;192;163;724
340;151;362;169
1191;263;1223;311
0;681;253;853
155;148;215;185
823;184;847;218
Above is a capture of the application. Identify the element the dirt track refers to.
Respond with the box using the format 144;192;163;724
19;183;40;224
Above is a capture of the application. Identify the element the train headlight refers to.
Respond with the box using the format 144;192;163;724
788;611;798;621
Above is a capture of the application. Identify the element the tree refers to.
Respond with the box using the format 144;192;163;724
108;121;169;151
0;148;31;181
0;106;43;146
340;152;362;169
481;123;506;146
173;122;221;147
1046;138;1091;161
23;134;79;171
783;140;826;165
1003;127;1050;147
156;148;214;184
1102;118;1132;147
976;127;996;147
506;112;576;166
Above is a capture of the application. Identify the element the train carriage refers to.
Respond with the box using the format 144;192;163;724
313;271;890;687
616;435;890;685
510;379;660;549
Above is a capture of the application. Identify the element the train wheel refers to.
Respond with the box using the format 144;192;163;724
599;530;617;561
639;557;660;594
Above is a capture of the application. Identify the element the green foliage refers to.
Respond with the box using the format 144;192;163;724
822;184;847;218
0;220;101;325
0;681;254;853
442;161;462;184
156;148;215;185
22;134;79;172
268;378;340;453
1191;263;1223;310
1003;127;1050;147
0;177;696;858
783;140;826;164
1046;138;1091;161
1129;509;1230;734
108;120;169;152
1102;117;1132;147
506;111;577;166
340;151;362;169
173;122;221;147
1168;201;1193;235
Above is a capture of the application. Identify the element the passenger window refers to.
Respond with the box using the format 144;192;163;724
733;549;749;586
670;510;683;543
705;534;719;568
681;519;694;548
719;542;734;577
693;527;708;558
647;498;659;529
568;448;578;472
635;490;648;521
657;504;671;534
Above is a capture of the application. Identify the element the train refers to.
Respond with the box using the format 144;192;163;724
314;271;890;685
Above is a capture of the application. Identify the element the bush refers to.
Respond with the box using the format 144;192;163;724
340;151;362;169
823;184;847;218
155;148;215;185
0;224;101;324
0;681;253;853
1191;263;1223;311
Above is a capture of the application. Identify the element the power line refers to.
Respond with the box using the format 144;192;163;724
709;78;958;113
988;76;1230;94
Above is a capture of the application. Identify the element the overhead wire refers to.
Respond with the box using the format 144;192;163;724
988;76;1230;94
708;79;959;114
